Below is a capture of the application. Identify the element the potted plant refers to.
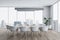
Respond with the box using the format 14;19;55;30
42;17;51;31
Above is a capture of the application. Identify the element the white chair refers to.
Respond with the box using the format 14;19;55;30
6;25;15;32
14;21;23;32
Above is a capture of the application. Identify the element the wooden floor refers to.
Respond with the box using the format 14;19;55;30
7;30;60;40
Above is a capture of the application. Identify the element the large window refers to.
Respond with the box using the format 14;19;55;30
9;7;17;26
25;11;34;21
0;7;43;26
17;11;25;23
34;10;43;24
0;7;8;25
53;3;58;20
25;11;34;25
17;10;43;24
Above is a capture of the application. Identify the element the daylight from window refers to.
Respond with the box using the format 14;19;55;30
0;7;43;26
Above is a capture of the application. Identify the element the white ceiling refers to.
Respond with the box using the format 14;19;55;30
0;0;59;8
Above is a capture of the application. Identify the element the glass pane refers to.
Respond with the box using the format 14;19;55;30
9;7;17;26
35;10;43;24
0;7;8;25
53;3;58;20
17;11;25;23
25;11;34;24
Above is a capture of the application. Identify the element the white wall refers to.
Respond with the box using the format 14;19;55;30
43;6;50;18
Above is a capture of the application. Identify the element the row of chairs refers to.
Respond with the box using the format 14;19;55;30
6;24;45;32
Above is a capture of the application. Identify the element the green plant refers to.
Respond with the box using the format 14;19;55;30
43;17;51;26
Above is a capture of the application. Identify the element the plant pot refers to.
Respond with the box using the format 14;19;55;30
42;26;48;31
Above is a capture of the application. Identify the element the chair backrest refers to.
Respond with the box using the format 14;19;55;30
6;25;15;32
14;21;21;26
